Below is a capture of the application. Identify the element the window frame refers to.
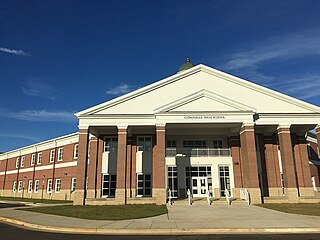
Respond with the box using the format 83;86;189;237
47;179;52;193
58;148;63;162
16;157;20;168
31;154;36;166
73;144;79;159
27;180;33;193
12;181;17;192
20;156;25;168
50;149;55;163
55;179;61;193
37;152;42;165
34;180;39;193
71;177;76;192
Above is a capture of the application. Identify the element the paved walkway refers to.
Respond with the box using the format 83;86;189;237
1;203;320;234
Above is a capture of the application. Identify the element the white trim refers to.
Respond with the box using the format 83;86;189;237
0;132;78;161
0;161;77;176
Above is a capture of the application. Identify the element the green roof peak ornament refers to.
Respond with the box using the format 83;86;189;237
178;57;194;72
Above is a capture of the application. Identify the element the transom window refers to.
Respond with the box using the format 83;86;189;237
137;137;152;152
213;140;223;149
104;137;118;152
166;140;177;148
183;140;206;148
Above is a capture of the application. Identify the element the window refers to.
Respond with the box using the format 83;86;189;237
137;173;152;197
31;154;35;166
50;149;55;163
12;181;17;192
20;156;25;167
34;180;39;193
27;180;32;193
73;144;79;159
16;157;20;168
18;181;23;192
183;140;207;148
55;179;61;193
137;137;152;151
47;179;52;193
104;137;118;152
101;174;116;197
167;166;178;198
71;178;76;192
58;148;63;161
166;140;177;148
213;140;223;149
219;166;231;197
37;152;42;164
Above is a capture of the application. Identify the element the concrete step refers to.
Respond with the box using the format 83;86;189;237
168;198;248;206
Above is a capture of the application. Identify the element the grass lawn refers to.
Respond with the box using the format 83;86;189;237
257;203;320;216
0;196;72;204
19;204;168;220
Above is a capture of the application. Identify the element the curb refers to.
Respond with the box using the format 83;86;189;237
1;216;320;235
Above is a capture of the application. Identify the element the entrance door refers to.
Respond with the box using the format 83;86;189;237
192;177;208;197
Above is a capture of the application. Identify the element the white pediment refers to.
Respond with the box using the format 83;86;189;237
154;90;255;113
76;64;320;117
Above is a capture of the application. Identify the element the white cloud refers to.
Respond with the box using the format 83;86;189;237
106;84;134;95
272;74;320;99
21;80;55;99
223;28;320;70
0;109;76;122
0;47;28;56
0;133;39;142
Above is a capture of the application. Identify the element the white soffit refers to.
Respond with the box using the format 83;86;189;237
75;64;320;117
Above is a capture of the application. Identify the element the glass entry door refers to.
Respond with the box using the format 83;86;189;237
192;177;208;197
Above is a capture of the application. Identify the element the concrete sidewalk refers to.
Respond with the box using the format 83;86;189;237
1;204;320;234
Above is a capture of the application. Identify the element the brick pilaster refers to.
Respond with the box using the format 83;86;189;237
239;124;261;204
292;134;313;196
277;126;299;201
316;126;320;158
95;136;104;198
73;128;89;205
115;127;127;204
229;136;242;197
126;137;132;198
86;135;98;198
152;125;166;205
264;136;282;196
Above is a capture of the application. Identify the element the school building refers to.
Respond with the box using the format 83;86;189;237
1;60;320;205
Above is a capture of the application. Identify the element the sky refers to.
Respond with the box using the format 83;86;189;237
0;0;320;152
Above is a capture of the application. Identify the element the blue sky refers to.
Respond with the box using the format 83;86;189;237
1;1;320;152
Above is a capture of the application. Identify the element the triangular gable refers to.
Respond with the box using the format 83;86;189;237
76;64;320;117
154;89;255;113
